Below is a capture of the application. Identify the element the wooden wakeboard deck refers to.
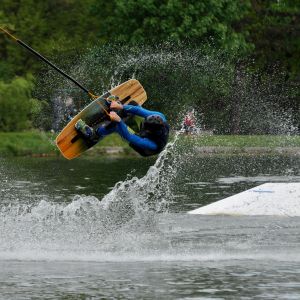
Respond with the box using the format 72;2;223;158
56;79;147;159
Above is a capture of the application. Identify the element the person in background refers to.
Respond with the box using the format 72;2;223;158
183;111;196;134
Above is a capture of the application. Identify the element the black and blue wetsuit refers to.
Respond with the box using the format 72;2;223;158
96;105;169;156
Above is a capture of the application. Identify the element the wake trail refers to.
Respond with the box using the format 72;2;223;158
0;132;183;261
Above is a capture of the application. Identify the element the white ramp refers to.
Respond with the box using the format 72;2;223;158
188;183;300;216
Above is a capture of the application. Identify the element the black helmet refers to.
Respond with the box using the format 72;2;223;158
142;115;165;133
145;115;164;125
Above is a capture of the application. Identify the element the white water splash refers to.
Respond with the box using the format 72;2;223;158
0;133;182;261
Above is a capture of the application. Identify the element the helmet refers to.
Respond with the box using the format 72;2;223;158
107;95;120;102
142;115;165;133
145;115;164;126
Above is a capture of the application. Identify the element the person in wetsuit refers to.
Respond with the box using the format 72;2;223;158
75;96;169;157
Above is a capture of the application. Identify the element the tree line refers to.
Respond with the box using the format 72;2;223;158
0;0;299;133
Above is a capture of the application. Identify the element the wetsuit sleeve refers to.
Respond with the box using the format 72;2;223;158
123;105;167;122
116;121;158;151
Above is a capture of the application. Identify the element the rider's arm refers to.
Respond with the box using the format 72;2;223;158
116;120;158;150
123;105;167;122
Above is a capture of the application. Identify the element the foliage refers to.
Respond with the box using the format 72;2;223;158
0;131;129;156
1;131;300;157
29;98;50;129
244;0;300;78
0;0;98;80
0;0;299;133
92;0;252;54
0;130;58;156
0;76;34;131
182;134;300;148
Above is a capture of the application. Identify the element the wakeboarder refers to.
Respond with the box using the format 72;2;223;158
75;96;169;157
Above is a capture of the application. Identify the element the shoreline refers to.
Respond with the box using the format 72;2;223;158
0;131;300;158
22;146;300;158
194;146;300;156
2;146;300;159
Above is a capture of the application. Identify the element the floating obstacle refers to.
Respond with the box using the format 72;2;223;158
188;183;300;216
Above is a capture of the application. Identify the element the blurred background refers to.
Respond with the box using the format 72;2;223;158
0;0;299;137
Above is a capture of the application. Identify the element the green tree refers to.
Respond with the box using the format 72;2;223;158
92;0;252;54
0;76;34;131
0;0;98;80
245;0;300;78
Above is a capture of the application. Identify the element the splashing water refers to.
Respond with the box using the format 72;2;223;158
35;43;299;134
0;132;183;261
1;131;300;264
6;43;299;264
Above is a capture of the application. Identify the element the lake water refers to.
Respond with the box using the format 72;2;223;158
0;145;300;299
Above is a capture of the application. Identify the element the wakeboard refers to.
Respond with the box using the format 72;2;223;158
56;79;147;159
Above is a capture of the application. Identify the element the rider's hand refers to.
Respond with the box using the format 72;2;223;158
109;111;121;122
110;101;123;110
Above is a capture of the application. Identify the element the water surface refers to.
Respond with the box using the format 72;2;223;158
0;153;300;299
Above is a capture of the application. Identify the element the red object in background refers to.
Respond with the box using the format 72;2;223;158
184;113;195;127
